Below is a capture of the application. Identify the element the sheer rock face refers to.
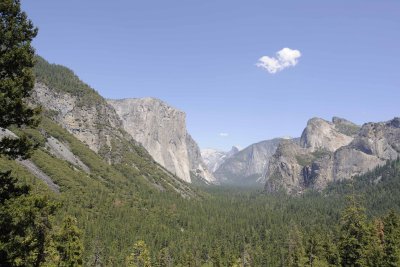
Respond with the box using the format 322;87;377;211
264;140;308;193
214;139;283;184
32;83;125;162
186;134;216;183
333;118;400;180
300;117;354;152
265;117;400;194
108;98;214;183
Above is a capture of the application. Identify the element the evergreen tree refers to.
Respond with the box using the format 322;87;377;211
55;216;83;267
304;232;329;267
286;225;307;267
240;244;252;267
0;0;40;158
338;196;370;267
157;247;173;267
382;211;400;266
127;240;152;267
0;1;59;266
0;194;56;266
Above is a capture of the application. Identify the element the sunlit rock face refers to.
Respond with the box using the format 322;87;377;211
265;117;400;194
214;139;283;185
108;98;215;183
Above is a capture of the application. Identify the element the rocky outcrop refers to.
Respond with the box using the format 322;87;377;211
45;136;90;173
332;117;361;136
214;139;283;184
333;118;400;180
300;117;353;152
0;128;60;193
186;134;216;183
108;98;215;183
33;82;125;163
26;56;200;198
17;159;60;193
264;139;308;193
265;117;400;194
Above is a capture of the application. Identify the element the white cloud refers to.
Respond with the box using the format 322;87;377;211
256;48;301;74
219;133;229;137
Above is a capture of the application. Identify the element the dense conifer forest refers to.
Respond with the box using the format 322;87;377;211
1;1;400;266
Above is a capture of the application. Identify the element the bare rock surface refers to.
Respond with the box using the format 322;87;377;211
108;98;215;183
214;139;283;184
33;82;124;160
46;136;90;173
300;118;353;152
201;146;239;173
265;117;400;194
17;159;60;193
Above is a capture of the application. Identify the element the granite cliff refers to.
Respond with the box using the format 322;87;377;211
213;139;284;185
30;56;196;197
107;98;215;183
265;117;400;194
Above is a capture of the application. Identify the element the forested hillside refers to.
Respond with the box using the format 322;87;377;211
2;1;400;266
4;120;400;266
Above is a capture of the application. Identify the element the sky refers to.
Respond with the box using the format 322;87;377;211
22;0;400;151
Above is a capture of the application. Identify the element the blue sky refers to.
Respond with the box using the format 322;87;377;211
22;1;400;151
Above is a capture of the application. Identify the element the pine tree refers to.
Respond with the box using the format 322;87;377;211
0;0;41;159
126;240;152;267
0;194;57;266
157;247;173;267
286;224;307;267
0;1;58;266
305;232;329;267
55;216;84;267
382;211;400;266
338;196;370;267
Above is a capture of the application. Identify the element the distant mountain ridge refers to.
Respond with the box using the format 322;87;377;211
212;138;286;185
201;146;239;173
31;57;400;194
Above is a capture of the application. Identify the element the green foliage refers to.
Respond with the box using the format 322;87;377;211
0;170;29;204
311;149;331;159
5;115;400;266
295;149;330;168
3;100;400;267
334;123;360;137
157;247;173;267
0;0;40;159
382;211;400;266
53;216;83;267
0;194;57;266
0;2;84;266
338;197;370;266
2;7;400;264
127;240;152;267
34;56;103;107
295;154;314;167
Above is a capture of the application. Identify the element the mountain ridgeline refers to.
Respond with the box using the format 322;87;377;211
33;56;213;185
211;139;284;185
265;116;400;193
32;56;197;197
1;55;399;266
201;116;400;194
